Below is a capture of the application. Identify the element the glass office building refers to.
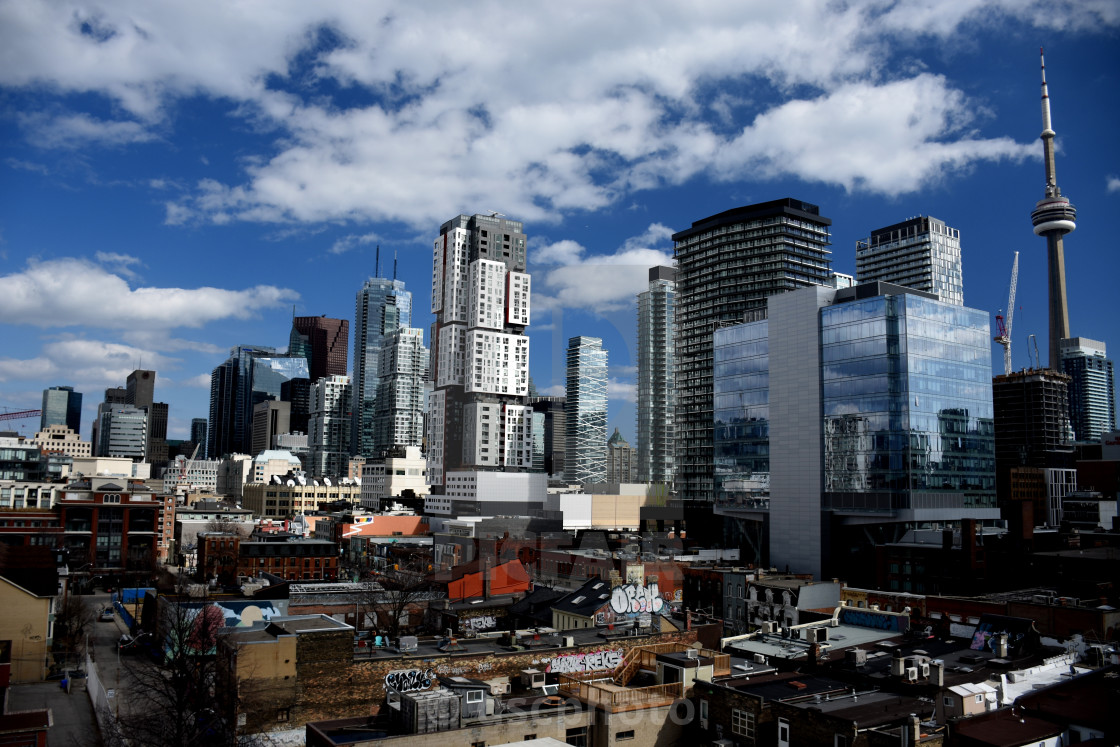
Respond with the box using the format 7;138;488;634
565;336;608;485
713;282;997;579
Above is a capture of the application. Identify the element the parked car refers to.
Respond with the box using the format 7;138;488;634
99;608;115;622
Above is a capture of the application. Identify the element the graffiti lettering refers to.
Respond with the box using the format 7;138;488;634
838;609;907;632
462;615;498;631
385;668;435;693
545;648;623;674
610;583;665;616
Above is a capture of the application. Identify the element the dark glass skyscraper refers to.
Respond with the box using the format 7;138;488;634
673;198;832;503
40;385;82;434
290;316;349;383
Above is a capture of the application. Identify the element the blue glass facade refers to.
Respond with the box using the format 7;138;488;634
713;321;769;507
713;291;995;514
820;294;995;511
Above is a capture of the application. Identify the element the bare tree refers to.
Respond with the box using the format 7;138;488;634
205;515;247;537
52;595;95;669
358;570;439;641
104;587;242;747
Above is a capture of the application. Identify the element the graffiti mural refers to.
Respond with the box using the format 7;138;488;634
461;615;498;632
545;648;624;674
610;582;665;615
385;668;435;693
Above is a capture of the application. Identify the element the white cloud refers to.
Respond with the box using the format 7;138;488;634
1108;175;1120;193
0;339;178;387
608;378;636;404
330;232;382;255
534;224;674;314
3;2;1104;227
0;257;299;331
540;384;566;397
714;75;1032;194
20;112;156;149
174;373;214;388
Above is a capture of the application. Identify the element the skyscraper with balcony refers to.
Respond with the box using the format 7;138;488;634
309;375;352;477
427;213;535;507
673;198;833;503
40;385;82;434
855;215;964;305
636;266;677;485
352;269;427;458
565;336;608;486
1060;337;1116;441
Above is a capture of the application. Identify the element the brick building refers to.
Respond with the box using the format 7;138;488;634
198;531;338;583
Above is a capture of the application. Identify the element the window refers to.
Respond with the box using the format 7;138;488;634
778;718;790;746
943;696;953;707
732;709;755;740
835;736;848;747
466;690;484;703
615;731;635;741
975;694;983;704
276;708;290;722
700;699;708;721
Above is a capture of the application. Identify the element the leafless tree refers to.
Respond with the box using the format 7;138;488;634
52;595;95;666
357;570;440;641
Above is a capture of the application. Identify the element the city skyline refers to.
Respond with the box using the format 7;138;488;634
1;5;1118;441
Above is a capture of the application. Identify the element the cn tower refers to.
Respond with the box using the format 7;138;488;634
1030;48;1077;371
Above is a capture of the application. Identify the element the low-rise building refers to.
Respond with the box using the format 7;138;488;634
31;425;91;459
360;446;429;511
242;477;361;517
197;531;338;583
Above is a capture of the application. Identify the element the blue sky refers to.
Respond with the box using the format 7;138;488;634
1;1;1118;444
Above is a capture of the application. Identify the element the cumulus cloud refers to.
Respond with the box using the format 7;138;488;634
1108;175;1120;193
3;1;1107;227
0;257;299;330
715;75;1032;194
176;373;215;388
608;377;637;405
0;339;178;386
534;224;674;314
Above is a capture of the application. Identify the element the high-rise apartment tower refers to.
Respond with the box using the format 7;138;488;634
427;214;534;494
636;266;676;484
856;216;963;305
565;336;608;485
672;199;832;503
1060;337;1116;441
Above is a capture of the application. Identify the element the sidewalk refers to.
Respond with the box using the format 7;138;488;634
8;680;101;746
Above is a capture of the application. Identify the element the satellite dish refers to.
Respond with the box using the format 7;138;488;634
323;477;332;487
286;479;295;487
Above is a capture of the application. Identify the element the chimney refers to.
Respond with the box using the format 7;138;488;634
483;556;492;600
891;649;906;677
908;714;920;746
996;633;1008;658
686;609;692;631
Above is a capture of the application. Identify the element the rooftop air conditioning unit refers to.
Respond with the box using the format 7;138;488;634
921;663;930;678
686;649;699;660
906;667;919;682
817;627;829;642
562;636;574;647
753;654;767;665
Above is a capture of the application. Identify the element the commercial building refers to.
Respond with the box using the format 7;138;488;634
242;478;361;518
530;396;566;479
713;281;998;581
95;405;148;461
359;445;429;511
308;375;352;478
427;214;534;501
190;418;208;458
606;428;637;484
673;198;833;503
40;385;82;434
290;316;349;383
252;399;291;456
1060;337;1116;441
565;336;607;486
31;425;91;459
855;215;964;305
636;266;676;485
352;268;427;458
209;346;278;458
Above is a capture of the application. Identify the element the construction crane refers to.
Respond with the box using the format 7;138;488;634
175;443;201;501
994;252;1019;376
0;408;41;423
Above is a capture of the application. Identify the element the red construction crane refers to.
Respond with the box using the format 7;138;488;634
0;408;41;423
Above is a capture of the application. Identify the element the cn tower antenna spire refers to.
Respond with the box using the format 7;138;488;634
1030;48;1077;371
